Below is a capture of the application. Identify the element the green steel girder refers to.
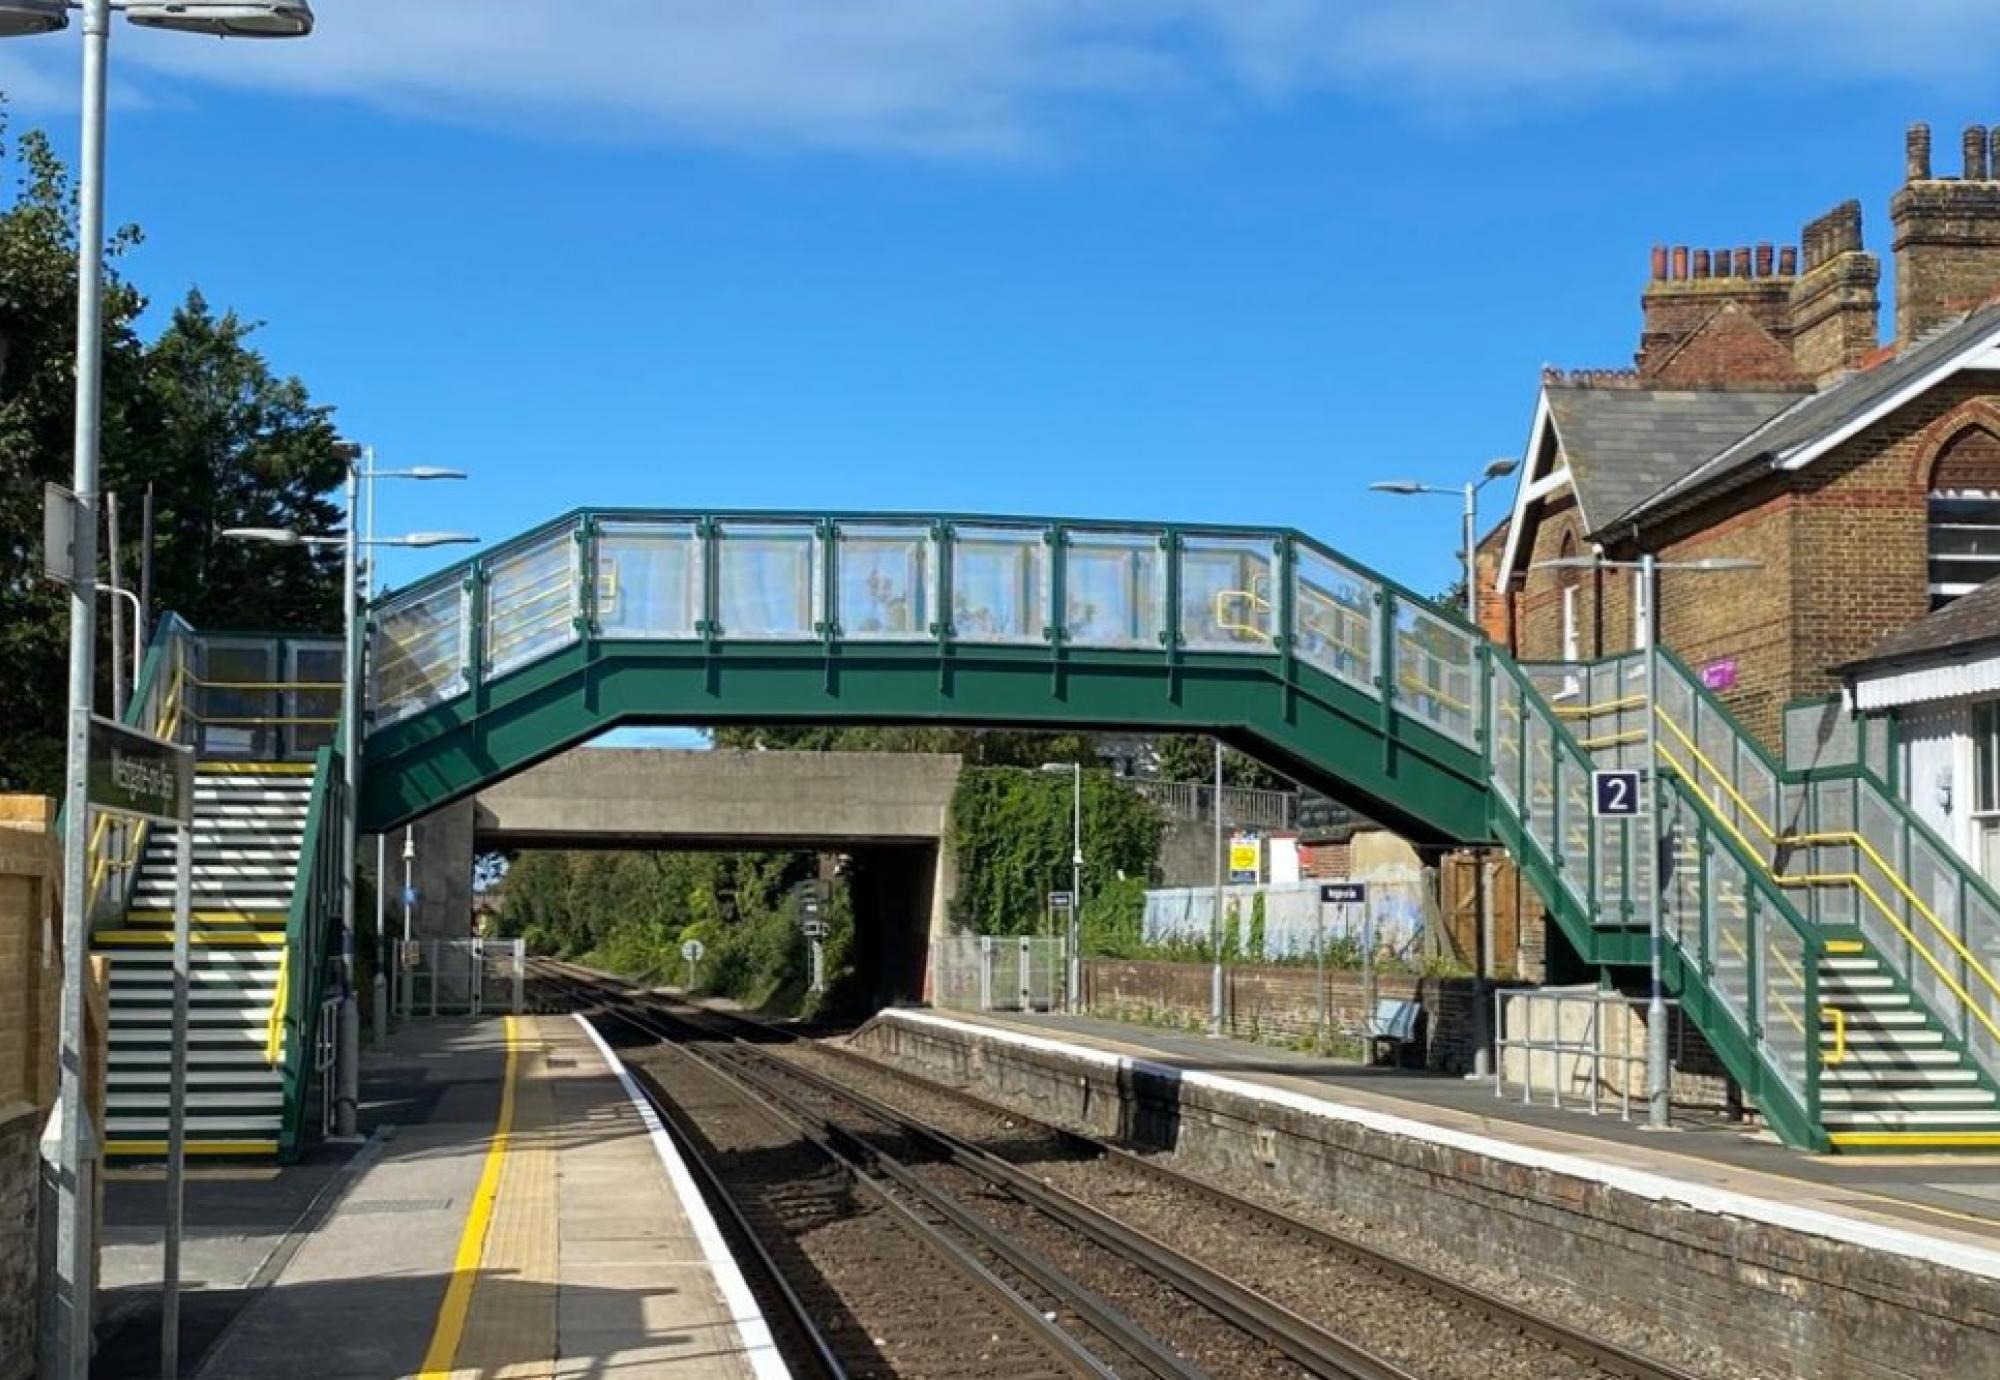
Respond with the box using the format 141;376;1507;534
359;639;1493;842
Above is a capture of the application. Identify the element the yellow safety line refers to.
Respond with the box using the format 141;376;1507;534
1829;1132;2000;1149
1828;938;1865;955
105;1140;279;1157
126;911;288;924
418;1014;520;1380
94;930;287;947
1655;712;2000;1035
265;948;292;1067
200;762;317;775
1577;729;1646;750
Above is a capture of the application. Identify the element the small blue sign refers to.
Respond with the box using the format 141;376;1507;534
1592;770;1642;819
401;886;419;907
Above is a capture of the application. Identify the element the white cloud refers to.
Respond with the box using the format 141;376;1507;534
2;1;1992;156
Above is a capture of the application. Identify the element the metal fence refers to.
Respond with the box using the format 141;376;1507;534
1123;778;1299;831
1494;986;1666;1121
931;933;1067;1013
397;938;525;1016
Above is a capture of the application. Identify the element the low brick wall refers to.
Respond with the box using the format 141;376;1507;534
861;1012;2000;1380
1083;959;1488;1072
2;796;106;1380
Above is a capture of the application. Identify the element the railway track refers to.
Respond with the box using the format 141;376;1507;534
530;959;1718;1380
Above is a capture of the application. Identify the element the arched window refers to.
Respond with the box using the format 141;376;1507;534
1928;426;2000;607
1557;531;1582;661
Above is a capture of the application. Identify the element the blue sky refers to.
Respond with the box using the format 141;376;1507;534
10;1;1996;607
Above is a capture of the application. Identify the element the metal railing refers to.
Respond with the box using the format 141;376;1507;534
398;939;526;1016
1123;778;1299;831
364;510;1479;750
931;932;1067;1013
1495;986;1658;1119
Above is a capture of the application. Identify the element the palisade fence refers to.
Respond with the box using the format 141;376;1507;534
931;932;1067;1012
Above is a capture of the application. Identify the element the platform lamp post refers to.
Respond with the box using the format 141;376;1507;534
334;442;468;1035
224;523;477;1142
1535;551;1761;1130
1040;762;1084;1010
1;4;313;1378
1369;457;1518;1079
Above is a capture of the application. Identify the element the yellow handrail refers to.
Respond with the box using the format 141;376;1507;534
1552;693;1647;719
264;947;291;1067
1654;715;2000;1049
1821;1004;1847;1067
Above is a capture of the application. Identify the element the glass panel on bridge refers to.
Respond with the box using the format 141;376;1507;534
372;581;467;728
715;522;821;640
1179;535;1275;650
288;643;343;756
1063;529;1164;648
193;638;278;759
485;528;579;678
1293;547;1376;690
595;521;702;639
951;525;1048;644
1390;596;1476;745
836;523;934;640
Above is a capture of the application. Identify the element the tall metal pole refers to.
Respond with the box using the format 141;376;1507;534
139;484;154;647
335;465;361;1138
107;492;124;717
1461;480;1479;628
1642;551;1670;1129
49;8;112;1375
161;815;192;1379
1068;762;1082;1011
1209;737;1224;1034
363;454;390;1034
402;829;416;1018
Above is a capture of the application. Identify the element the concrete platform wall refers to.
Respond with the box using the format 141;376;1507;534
854;1012;2000;1380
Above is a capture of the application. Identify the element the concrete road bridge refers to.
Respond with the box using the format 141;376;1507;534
83;506;2000;1156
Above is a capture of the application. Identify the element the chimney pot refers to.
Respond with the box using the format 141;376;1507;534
1714;246;1733;278
1650;244;1668;280
1756;243;1775;276
1991;127;2000;182
1779;245;1799;275
1693;249;1711;279
1967;125;1990;181
1672;245;1689;280
1909;122;1933;180
1734;247;1753;278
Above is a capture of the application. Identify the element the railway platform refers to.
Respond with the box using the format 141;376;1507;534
900;1006;2000;1255
185;1014;781;1380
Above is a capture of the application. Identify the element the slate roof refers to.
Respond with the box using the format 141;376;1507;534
1846;576;2000;668
1543;384;1807;535
1620;302;2000;525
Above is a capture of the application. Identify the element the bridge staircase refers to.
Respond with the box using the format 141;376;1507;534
86;620;345;1160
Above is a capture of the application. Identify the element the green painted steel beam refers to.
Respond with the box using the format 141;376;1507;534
360;640;1492;842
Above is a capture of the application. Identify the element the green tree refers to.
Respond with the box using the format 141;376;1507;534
0;115;345;793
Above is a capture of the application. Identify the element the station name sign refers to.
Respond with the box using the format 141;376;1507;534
88;715;193;826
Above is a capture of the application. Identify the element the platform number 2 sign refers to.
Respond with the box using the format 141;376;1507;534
1592;769;1642;818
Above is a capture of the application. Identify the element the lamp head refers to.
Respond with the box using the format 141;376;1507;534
222;526;303;547
398;532;480;549
1483;456;1520;480
125;2;315;37
0;2;68;36
1368;481;1427;496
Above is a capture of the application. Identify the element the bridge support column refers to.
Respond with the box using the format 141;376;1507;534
404;800;476;942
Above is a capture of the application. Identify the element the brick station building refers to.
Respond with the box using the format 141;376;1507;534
1458;122;2000;997
1489;122;2000;754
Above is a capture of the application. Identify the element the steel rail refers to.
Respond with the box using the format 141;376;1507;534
542;960;1417;1380
554;960;1706;1380
529;962;1131;1380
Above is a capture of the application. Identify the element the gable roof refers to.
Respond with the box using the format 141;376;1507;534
1546;383;1807;536
1846;576;2000;670
1619;302;2000;528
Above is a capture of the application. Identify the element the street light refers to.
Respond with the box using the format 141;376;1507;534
1040;762;1083;1009
223;519;477;1145
1371;457;1517;1079
1368;456;1519;629
329;446;470;1039
1533;550;1761;1130
6;5;313;1378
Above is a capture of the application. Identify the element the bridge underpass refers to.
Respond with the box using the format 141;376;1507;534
397;746;964;1006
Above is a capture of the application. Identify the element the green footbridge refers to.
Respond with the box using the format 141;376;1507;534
97;509;2000;1155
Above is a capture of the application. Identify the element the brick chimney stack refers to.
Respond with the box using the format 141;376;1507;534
1891;120;2000;343
1637;235;1798;373
1786;199;1881;382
